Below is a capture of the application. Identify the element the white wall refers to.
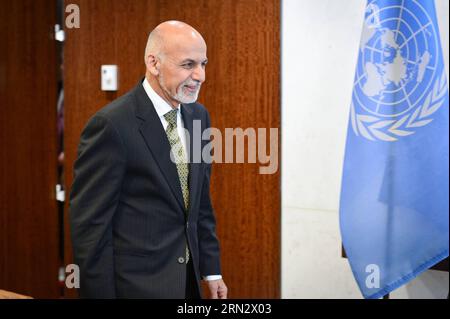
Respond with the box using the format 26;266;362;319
282;0;449;299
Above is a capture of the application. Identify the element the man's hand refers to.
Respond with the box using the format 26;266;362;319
206;279;228;299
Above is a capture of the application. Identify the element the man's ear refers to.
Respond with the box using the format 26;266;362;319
145;54;160;76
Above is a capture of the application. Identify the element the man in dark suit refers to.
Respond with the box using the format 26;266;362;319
70;20;227;299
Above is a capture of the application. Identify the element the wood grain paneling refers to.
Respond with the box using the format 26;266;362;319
0;0;60;298
64;0;280;298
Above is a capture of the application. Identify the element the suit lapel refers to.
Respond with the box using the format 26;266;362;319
133;81;185;213
181;104;200;216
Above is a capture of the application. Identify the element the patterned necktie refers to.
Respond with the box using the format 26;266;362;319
164;108;190;263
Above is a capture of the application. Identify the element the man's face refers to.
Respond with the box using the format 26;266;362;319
156;37;207;106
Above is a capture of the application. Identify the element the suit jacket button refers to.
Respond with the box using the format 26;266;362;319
186;222;189;229
178;257;185;264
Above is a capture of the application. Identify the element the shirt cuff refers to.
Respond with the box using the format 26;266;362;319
203;275;222;281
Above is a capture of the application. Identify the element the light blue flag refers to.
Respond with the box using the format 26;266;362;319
340;0;449;299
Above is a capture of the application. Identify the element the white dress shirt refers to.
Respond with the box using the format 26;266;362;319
142;78;187;156
142;79;222;282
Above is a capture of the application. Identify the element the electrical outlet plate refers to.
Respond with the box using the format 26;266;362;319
101;65;118;91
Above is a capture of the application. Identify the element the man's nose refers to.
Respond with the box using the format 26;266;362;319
191;64;205;83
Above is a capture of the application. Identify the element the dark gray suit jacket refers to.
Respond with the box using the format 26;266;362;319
69;80;221;298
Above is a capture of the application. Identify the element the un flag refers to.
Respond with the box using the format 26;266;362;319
340;0;449;299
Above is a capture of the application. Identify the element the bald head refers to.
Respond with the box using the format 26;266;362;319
144;20;206;63
143;20;208;107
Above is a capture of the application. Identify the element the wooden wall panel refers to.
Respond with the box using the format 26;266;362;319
0;0;60;298
64;0;280;298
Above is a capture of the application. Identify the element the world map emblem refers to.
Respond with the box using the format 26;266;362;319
351;0;448;142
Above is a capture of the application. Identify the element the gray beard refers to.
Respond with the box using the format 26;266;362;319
158;74;200;104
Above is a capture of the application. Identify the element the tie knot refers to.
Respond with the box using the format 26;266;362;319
164;109;178;127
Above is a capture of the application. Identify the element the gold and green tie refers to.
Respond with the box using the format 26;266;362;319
164;108;190;263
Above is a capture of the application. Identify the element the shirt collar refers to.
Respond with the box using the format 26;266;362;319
142;77;181;118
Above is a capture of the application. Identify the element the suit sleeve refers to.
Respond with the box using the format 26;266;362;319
198;110;222;277
69;115;126;298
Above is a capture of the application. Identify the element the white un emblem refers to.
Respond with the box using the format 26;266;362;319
351;0;448;141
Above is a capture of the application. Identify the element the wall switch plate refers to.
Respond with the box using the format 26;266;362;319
101;65;118;91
